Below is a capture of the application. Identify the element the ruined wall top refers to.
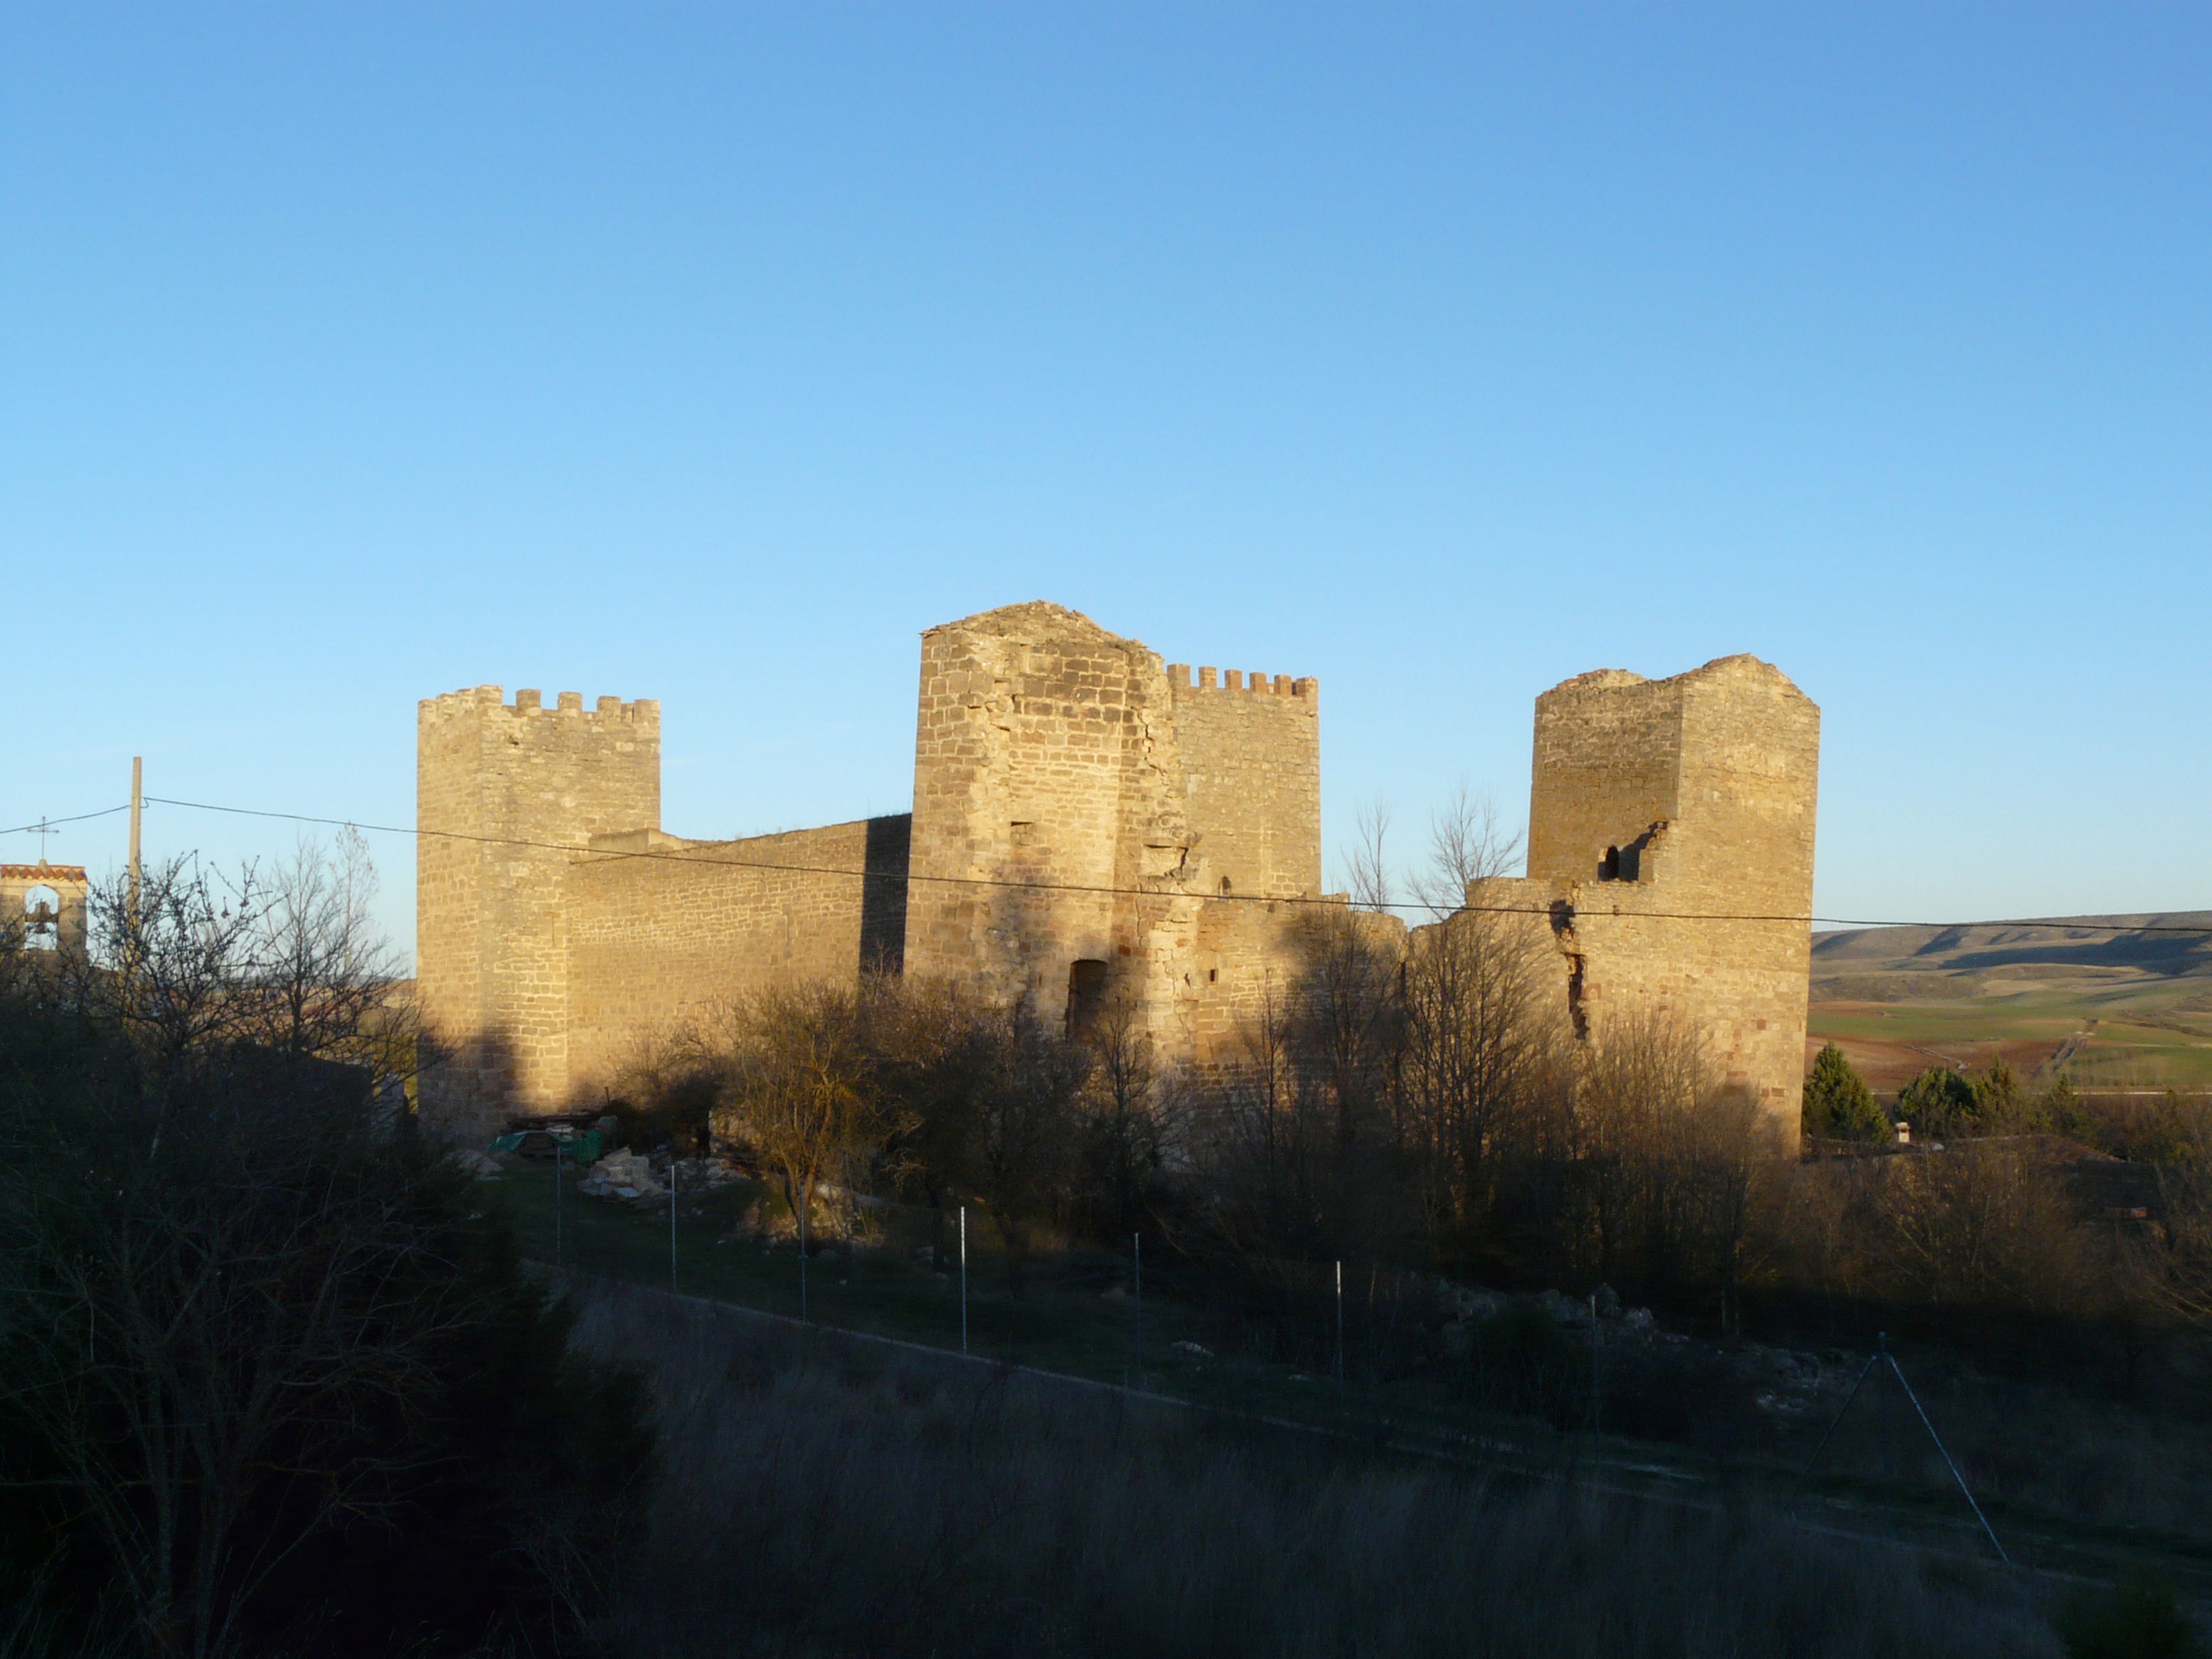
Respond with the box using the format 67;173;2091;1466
1528;653;1817;904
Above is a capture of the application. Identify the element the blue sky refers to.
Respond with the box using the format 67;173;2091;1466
5;5;2207;964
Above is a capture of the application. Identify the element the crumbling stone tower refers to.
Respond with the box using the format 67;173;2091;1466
904;601;1320;1048
1479;655;1819;1135
417;687;659;1125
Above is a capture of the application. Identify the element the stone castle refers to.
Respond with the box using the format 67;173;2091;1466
416;602;1818;1136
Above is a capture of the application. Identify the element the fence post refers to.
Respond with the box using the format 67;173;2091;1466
668;1144;678;1295
1588;1293;1600;1434
959;1204;968;1357
1334;1260;1345;1386
1134;1232;1143;1386
553;1138;562;1271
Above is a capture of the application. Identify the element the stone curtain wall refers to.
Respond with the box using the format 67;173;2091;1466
416;687;659;1129
1514;655;1820;1139
1165;665;1322;901
562;816;909;1099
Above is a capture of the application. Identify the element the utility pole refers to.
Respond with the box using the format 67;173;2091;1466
958;1204;968;1356
127;757;144;939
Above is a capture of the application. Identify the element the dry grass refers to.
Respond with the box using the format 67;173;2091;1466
567;1281;2060;1659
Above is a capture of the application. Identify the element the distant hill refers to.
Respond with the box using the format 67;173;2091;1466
1812;913;2212;995
1805;914;2212;1093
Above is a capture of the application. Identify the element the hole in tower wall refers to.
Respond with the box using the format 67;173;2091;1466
1066;960;1109;1042
1598;846;1620;881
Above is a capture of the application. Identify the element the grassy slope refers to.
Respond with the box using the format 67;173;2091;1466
571;1275;2068;1659
489;1162;2212;1597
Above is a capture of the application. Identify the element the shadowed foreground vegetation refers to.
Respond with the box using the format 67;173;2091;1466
571;1278;2066;1659
0;853;651;1658
9;836;2212;1656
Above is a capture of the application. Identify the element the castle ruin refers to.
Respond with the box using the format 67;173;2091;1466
415;603;1818;1138
1467;655;1820;1121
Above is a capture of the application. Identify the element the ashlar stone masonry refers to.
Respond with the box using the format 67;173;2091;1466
416;605;1818;1143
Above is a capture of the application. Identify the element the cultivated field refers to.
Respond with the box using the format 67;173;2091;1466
1807;914;2212;1093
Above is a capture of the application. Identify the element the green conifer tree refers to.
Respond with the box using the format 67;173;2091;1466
1897;1066;1979;1139
1971;1054;2021;1128
1802;1043;1888;1141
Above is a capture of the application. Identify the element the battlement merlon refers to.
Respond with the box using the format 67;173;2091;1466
417;685;661;726
1165;664;1318;703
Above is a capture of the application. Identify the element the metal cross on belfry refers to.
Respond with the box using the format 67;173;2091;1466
34;818;57;860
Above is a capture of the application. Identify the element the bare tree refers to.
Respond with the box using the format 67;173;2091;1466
81;858;263;1132
2146;1114;2212;1323
966;999;1092;1296
1078;987;1162;1232
1396;793;1557;1254
0;1093;488;1658
710;981;906;1244
1342;797;1395;915
0;840;640;1658
1409;785;1521;918
236;828;411;1074
1571;1012;1768;1309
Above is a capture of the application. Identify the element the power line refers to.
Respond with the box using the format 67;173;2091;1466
1;803;132;840
125;792;2212;937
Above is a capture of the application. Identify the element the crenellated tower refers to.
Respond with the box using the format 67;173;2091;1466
416;687;659;1130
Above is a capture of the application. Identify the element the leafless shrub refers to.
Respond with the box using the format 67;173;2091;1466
701;979;905;1242
2141;1109;2212;1324
1571;1012;1774;1309
0;840;643;1658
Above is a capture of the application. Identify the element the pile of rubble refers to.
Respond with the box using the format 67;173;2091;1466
578;1147;663;1202
1432;1275;1848;1427
574;1149;747;1205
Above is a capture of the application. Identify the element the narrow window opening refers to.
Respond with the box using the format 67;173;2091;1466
1066;959;1109;1041
1208;967;1218;983
1616;843;1640;882
1219;876;1233;895
1598;846;1620;881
